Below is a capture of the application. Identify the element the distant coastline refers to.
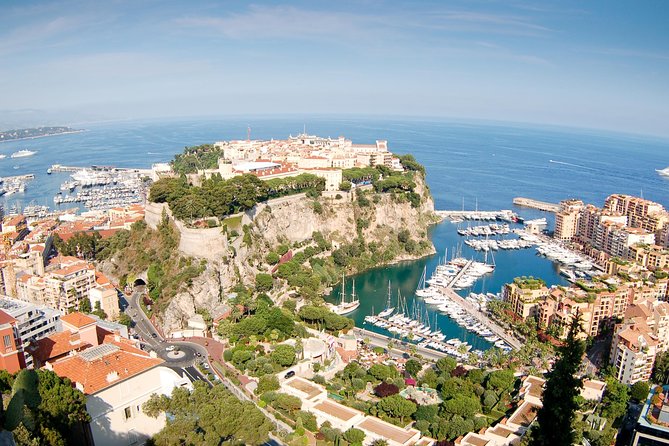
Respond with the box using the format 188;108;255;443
0;127;85;143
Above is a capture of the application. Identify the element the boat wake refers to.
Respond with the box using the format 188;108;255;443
147;152;161;155
549;159;596;171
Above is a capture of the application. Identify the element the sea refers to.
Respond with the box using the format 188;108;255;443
1;116;668;351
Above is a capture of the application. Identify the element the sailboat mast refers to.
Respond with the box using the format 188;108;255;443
351;279;357;302
340;274;346;304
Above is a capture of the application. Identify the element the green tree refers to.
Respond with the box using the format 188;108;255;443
630;381;650;403
255;273;274;292
266;252;280;265
339;181;352;192
147;381;271;445
343;427;365;445
600;378;630;422
78;297;92;313
256;375;280;395
405;359;422;377
529;315;585;446
118;313;133;327
270;344;296;367
653;351;669;385
376;394;417;422
435;357;457;376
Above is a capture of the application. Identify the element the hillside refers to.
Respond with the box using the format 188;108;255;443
141;168;438;333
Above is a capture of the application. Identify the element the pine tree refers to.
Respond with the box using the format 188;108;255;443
529;314;585;446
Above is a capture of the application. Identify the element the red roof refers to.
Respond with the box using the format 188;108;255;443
0;309;17;326
51;347;163;394
61;312;96;329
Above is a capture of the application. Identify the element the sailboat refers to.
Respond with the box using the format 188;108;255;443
378;281;395;318
329;275;360;315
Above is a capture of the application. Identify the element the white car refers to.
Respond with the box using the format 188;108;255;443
165;345;176;352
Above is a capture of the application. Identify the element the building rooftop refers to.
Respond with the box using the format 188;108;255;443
312;400;361;422
0;310;16;326
286;377;323;400
61;312;96;329
357;417;418;445
50;346;163;394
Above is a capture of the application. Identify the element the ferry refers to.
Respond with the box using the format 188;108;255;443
11;150;36;158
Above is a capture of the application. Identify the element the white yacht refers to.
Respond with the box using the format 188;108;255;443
11;150;36;158
657;167;669;177
329;276;360;315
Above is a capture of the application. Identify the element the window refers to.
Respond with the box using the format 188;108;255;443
3;335;11;348
124;407;132;420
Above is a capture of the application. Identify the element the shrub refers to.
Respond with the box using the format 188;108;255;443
255;273;274;292
266;252;280;265
374;382;400;397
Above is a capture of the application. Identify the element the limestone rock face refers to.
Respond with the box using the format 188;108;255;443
148;174;437;334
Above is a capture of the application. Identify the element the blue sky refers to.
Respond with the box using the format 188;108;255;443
1;0;668;136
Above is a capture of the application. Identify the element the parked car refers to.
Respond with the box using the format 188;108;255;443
284;370;295;379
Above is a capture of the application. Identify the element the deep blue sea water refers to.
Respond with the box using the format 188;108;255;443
2;117;668;349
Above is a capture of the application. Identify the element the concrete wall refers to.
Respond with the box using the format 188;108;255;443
145;202;230;261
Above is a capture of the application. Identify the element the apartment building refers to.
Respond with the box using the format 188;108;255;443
16;256;96;312
609;299;669;384
554;199;584;241
503;278;550;320
0;296;60;368
610;323;658;384
539;284;630;339
628;244;669;270
0;310;26;373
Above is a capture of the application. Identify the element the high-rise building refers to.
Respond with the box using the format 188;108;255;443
554;199;584;241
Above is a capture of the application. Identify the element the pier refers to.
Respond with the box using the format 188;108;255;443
438;260;522;349
435;209;518;222
434;286;522;350
512;197;559;213
0;174;35;181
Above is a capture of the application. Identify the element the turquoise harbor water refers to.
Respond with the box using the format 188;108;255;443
1;117;668;349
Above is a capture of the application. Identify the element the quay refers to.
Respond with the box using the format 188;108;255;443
512;197;559;213
0;174;35;181
437;259;522;350
435;209;518;222
353;327;450;362
50;164;152;175
435;285;522;350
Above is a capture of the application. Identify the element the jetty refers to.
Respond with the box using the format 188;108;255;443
512;197;559;213
0;174;35;182
435;209;519;222
435;285;521;350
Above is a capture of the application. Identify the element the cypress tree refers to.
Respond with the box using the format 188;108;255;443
529;314;585;446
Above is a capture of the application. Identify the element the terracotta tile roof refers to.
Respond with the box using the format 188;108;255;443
61;312;97;328
30;330;91;363
51;345;163;394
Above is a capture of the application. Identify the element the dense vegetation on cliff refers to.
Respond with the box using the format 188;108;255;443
149;173;325;222
54;218;205;313
171;143;222;175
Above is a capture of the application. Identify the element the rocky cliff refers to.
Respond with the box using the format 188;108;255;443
147;174;438;334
